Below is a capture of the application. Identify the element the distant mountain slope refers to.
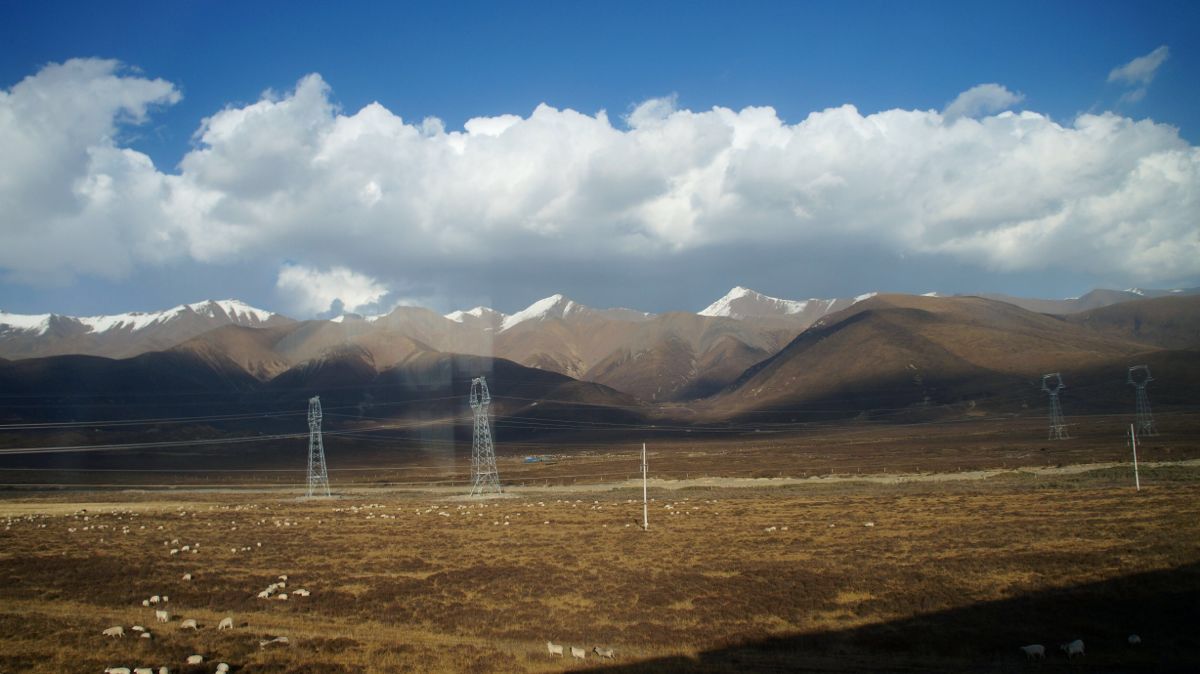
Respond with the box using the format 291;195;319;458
707;294;1168;418
1067;295;1200;350
978;287;1200;315
0;300;292;360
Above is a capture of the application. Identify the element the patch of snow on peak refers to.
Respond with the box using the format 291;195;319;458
500;294;573;331
445;306;504;323
1125;288;1146;296
699;287;809;318
79;307;189;333
921;292;942;297
0;310;54;335
852;292;878;304
189;299;275;324
1170;289;1182;294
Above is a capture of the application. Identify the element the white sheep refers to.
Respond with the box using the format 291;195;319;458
134;668;154;674
292;589;310;597
161;596;168;603
1128;634;1142;645
102;626;125;638
218;617;233;630
154;610;169;623
149;595;160;605
256;590;271;599
103;668;131;674
1018;644;1044;660
130;625;145;632
158;668;169;674
1060;639;1084;659
180;618;198;631
139;632;151;640
181;573;191;581
593;646;615;659
276;593;289;600
186;655;203;664
215;665;230;674
546;641;563;656
571;646;586;659
141;599;150;607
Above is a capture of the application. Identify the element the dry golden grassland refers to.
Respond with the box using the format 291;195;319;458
0;463;1198;672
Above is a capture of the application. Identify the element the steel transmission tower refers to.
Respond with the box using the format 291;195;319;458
1128;365;1157;437
306;395;331;498
469;377;502;496
1041;373;1069;440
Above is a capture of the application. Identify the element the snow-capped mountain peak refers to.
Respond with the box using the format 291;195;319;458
501;294;577;331
699;286;811;319
0;299;281;336
445;306;506;324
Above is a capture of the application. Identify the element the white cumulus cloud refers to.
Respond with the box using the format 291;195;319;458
1;59;1199;308
275;263;390;316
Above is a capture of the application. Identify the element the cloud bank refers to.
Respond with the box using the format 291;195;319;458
1;59;1198;313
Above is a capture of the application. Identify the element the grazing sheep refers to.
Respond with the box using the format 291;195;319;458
570;646;586;660
185;655;203;664
161;596;168;603
256;590;271;599
154;610;169;623
134;668;154;674
141;599;150;607
103;668;131;674
278;574;288;581
1129;634;1142;645
158;668;169;674
215;665;230;674
139;632;151;640
593;646;615;659
1018;644;1045;660
218;617;233;630
149;595;160;605
102;626;125;638
292;589;310;597
276;593;289;600
546;641;563;656
1060;639;1085;659
181;573;191;581
169;549;178;555
130;625;145;632
180;619;198;631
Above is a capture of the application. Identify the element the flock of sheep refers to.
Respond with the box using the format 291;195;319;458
545;641;616;660
1019;635;1141;662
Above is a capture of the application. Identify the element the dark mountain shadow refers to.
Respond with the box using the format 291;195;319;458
580;563;1200;673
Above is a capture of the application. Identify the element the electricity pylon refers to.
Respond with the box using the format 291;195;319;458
469;377;502;496
1128;365;1157;437
1042;372;1069;440
306;395;331;498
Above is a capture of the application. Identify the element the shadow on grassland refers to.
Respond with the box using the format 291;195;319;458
582;563;1200;673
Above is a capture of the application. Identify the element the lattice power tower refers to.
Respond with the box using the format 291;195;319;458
1042;372;1069;440
1128;365;1157;437
306;395;331;498
469;376;502;496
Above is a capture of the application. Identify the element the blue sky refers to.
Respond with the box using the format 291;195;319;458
1;1;1197;317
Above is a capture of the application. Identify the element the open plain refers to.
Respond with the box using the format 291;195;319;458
1;429;1198;673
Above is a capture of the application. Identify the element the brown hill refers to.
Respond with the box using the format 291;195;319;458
1067;295;1200;350
705;294;1167;419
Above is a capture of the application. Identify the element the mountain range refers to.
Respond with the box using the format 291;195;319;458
1;287;1198;434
